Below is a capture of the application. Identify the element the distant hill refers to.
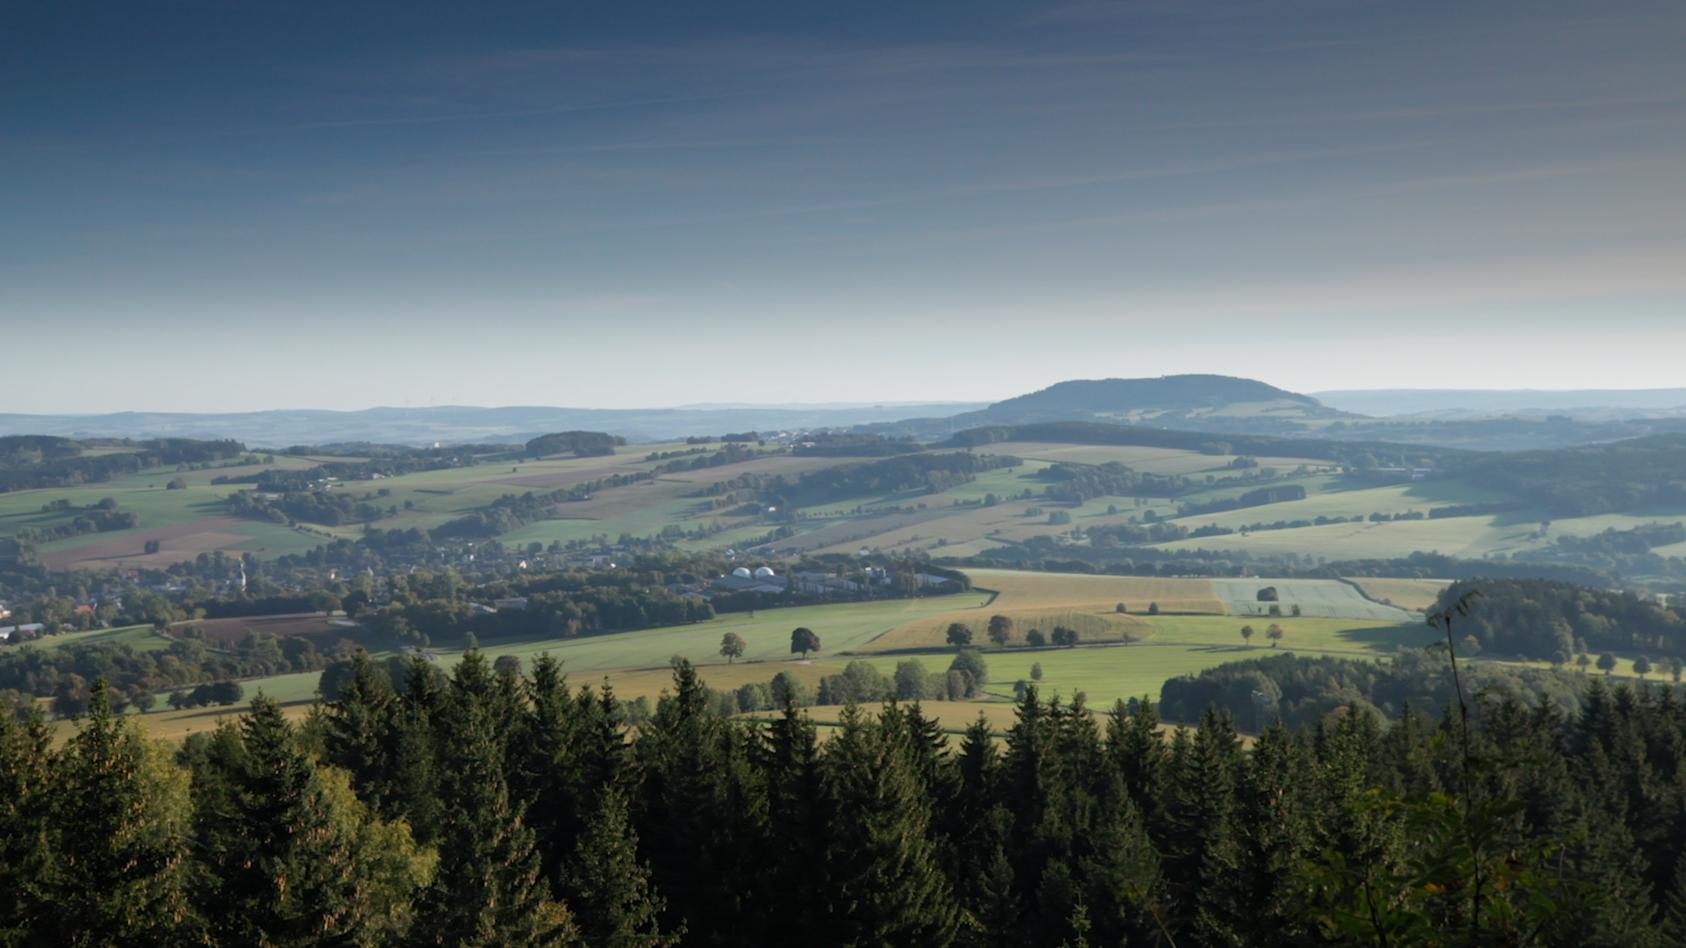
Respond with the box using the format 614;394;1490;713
868;374;1351;439
0;402;989;447
867;377;1686;451
976;375;1341;423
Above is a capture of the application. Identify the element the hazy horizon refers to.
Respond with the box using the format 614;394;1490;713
6;0;1684;413
7;377;1686;419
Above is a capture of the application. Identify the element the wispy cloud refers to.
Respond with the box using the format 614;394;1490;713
213;93;727;137
1157;93;1686;131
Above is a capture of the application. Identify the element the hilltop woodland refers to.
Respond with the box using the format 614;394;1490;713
6;648;1686;946
0;436;245;491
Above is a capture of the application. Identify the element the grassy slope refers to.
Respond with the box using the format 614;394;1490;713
25;624;173;652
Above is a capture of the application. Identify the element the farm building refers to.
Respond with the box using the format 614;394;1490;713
0;623;45;643
712;569;788;595
792;570;862;595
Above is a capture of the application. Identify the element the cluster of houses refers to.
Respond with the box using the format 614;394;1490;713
684;564;960;600
0;622;46;644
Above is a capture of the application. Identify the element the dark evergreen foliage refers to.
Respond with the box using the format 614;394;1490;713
15;638;1686;944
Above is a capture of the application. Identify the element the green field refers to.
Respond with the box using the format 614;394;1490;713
27;624;172;652
217;592;992;705
14;433;1684;580
1211;578;1418;621
850;620;1420;711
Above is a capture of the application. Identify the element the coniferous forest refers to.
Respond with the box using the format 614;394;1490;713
6;647;1686;946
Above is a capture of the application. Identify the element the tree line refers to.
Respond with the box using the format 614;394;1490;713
11;652;1686;944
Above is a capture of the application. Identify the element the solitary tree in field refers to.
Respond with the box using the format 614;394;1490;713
1030;662;1043;681
1147;602;1160;616
1265;623;1285;647
986;615;1013;647
1576;653;1592;674
1290;604;1302;617
719;632;747;664
1634;655;1653;679
1115;602;1128;614
1025;629;1046;648
791;627;821;659
1597;653;1618;675
946;623;974;650
1240;625;1255;646
1051;627;1078;648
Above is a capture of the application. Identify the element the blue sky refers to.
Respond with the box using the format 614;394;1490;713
3;0;1683;412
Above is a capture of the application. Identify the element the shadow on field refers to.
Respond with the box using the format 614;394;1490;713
1337;624;1436;651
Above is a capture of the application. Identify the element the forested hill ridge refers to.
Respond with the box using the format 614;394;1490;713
960;375;1345;424
1450;432;1686;516
865;375;1686;450
866;374;1350;440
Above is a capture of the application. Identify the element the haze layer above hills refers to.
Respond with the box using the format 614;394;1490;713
7;375;1686;450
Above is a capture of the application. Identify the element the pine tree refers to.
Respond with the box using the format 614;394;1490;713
318;650;395;811
821;704;963;946
1105;698;1164;821
760;691;828;942
191;695;390;945
1206;722;1314;944
635;659;765;942
0;706;51;944
411;653;574;946
40;680;192;946
1002;687;1078;941
1156;708;1242;933
970;820;1024;948
386;656;443;843
567;786;679;947
514;654;587;887
1659;849;1686;942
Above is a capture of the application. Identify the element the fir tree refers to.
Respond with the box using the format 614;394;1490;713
318;650;395;811
1156;708;1242;932
411;653;574;946
513;654;587;887
0;707;51;945
191;695;391;945
386;656;443;843
821;704;963;946
567;787;679;947
759;691;829;941
1105;698;1164;821
40;680;192;946
636;659;765;942
1206;722;1314;944
1079;774;1166;946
